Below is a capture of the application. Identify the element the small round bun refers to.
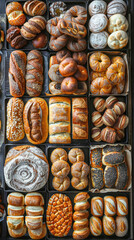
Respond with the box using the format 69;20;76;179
115;216;128;237
56;49;71;63
93;97;106;112
101;127;117;143
59;57;77;77
71;177;88;190
50;148;68;163
108;30;128;49
90;52;111;72
48;64;64;82
89;0;107;16
71;162;89;178
32;32;47;49
61;77;78;94
107;0;127;18
74;65;88;81
92;111;103;127
51;160;70;178
52;176;70;191
102;109;117;127
108;14;128;33
68;148;85;164
89;14;108;33
113;102;126;115
105;96;118;109
90;31;109;49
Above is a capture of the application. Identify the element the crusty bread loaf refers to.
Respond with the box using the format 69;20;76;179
9;50;26;97
72;98;88;139
25;193;44;206
23;0;47;16
26;50;43;97
28;223;47;239
23;98;48;144
7;193;24;206
49;97;71;144
6;98;25;142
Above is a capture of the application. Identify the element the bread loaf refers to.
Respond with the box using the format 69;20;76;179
9;50;26;97
72;98;88;139
6;98;25;142
23;0;47;16
73;192;90;239
21;16;46;40
46;193;72;237
8;205;25;216
49;97;71;144
6;2;26;26
4;145;49;192
25;193;44;206
23;98;48;144
115;163;128;190
26;50;43;97
7;193;24;206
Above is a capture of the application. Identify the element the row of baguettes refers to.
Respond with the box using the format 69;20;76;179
7;97;88;144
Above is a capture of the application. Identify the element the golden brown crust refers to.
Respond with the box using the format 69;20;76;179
26;206;44;216
116;196;128;216
89;52;110;72
51;160;70;178
25;193;44;206
91;197;103;217
104;196;116;217
52;176;70;191
71;177;88;190
23;0;47;16
7;216;24;230
50;148;68;163
90;216;102;236
8;225;26;238
6;2;26;26
7;192;24;206
23;97;48;144
28;223;47;239
74;192;90;203
46;193;72;237
103;216;115;236
25;216;43;230
68;148;85;164
8;205;25;216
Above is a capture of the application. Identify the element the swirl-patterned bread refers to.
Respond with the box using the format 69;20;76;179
104;196;116;216
23;0;47;16
26;50;43;97
4;145;49;192
64;6;87;25
6;98;25;142
107;0;127;18
89;14;108;33
9;50;26;97
46;17;61;37
46;193;72;237
90;31;109;49
89;0;107;16
23;98;48;144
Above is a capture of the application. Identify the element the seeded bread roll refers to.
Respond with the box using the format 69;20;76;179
104;196;116;216
90;148;102;168
102;152;125;165
116;196;128;216
91;197;103;217
116;162;128;190
102;145;124;154
91;168;104;189
104;166;117;188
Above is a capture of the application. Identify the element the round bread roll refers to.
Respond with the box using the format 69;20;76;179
50;148;68;163
89;0;107;16
73;52;87;65
93;97;106;112
48;64;64;82
107;0;127;18
51;160;70;178
52;176;70;191
115;216;128;237
89;52;111;72
71;177;88;190
61;77;78;94
108;30;128;49
56;49;71;63
108;14;128;33
68;148;85;164
90;31;109;49
71;162;90;178
32;32;47;49
89;14;108;33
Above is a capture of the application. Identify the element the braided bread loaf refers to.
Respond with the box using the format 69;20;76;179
73;192;90;239
21;16;46;40
26;50;43;97
23;0;47;16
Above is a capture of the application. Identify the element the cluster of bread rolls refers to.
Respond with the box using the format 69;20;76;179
49;50;87;95
6;1;47;49
90;145;129;190
6;97;48;144
90;195;128;237
70;148;90;190
9;50;44;97
46;5;87;52
46;193;72;237
72;98;88;139
51;148;70;191
49;97;71;144
90;52;126;95
73;192;90;239
7;192;47;239
91;96;129;143
89;0;128;49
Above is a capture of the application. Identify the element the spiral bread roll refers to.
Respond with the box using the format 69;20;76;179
48;64;64;82
21;16;46;40
91;197;103;217
90;31;109;49
103;216;115;236
115;216;128;237
23;0;47;16
52;176;70;192
67;38;87;52
89;0;107;16
68;148;84;164
51;160;70;178
6;26;28;49
102;109;117;127
26;50;43;97
105;96;118;109
9;50;26;97
49;35;68;51
91;71;106;82
23;98;48;144
73;192;90;239
90;216;102;236
6;2;26;26
56;49;71;63
46;194;72;237
49;97;71;144
50;2;67;17
50;148;68;163
90;52;111;73
71;162;89;179
6;98;25;142
46;17;61;37
104;196;116;216
107;0;127;18
72;98;88;139
89;14;108;33
116;196;128;216
64;6;87;25
4;145;49;192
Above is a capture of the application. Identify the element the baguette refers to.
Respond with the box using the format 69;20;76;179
9;50;26;97
57;19;87;39
23;97;48;144
6;98;25;142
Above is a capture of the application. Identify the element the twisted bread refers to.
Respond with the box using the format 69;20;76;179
6;2;26;26
73;192;90;239
23;0;47;16
46;17;61;37
67;38;86;52
21;16;46;40
64;5;87;25
26;50;43;97
49;35;68;51
6;26;28;49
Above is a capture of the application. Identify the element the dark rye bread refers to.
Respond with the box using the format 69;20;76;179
104;166;117;188
26;50;43;97
102;152;125;166
21;16;46;40
115;162;128;190
91;168;104;190
90;148;102;168
102;145;124;154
